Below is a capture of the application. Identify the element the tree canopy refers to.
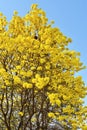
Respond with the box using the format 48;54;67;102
0;4;87;130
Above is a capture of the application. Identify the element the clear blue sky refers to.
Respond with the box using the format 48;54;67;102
0;0;87;104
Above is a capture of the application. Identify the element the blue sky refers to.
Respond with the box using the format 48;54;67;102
0;0;87;104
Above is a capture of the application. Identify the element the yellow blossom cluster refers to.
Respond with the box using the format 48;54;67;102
32;74;49;89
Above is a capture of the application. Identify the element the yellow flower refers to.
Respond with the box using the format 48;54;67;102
1;85;6;89
58;116;65;121
26;71;33;77
23;82;33;89
31;117;36;122
14;11;18;15
56;99;61;106
31;66;36;70
16;65;21;70
5;80;10;86
18;112;24;116
31;4;38;10
48;112;55;118
35;74;40;79
37;66;42;71
32;78;36;83
45;63;50;70
82;125;87;130
40;58;45;64
13;76;21;84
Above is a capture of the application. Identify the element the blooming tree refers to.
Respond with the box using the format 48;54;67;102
0;4;87;130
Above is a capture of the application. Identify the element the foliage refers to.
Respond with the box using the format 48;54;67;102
0;4;87;130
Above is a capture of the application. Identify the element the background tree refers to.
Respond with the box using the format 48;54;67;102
0;4;87;130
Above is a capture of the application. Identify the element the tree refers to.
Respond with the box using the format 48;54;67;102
0;4;87;130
